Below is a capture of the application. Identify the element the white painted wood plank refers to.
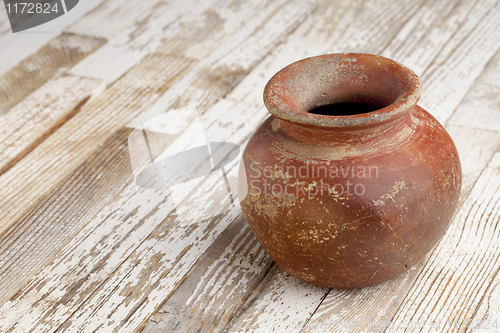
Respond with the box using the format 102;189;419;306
0;0;320;320
0;0;106;77
468;153;500;333
155;0;270;61
226;0;365;107
326;0;425;54
0;98;264;332
227;265;328;333
0;75;105;175
447;126;500;196
65;0;163;39
228;0;429;107
64;100;271;332
0;54;195;238
418;0;500;124
0;32;105;114
128;0;320;128
381;0;478;76
0;3;10;36
68;0;219;84
141;218;273;333
447;48;500;131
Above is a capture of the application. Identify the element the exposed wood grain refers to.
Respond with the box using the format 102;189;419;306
68;0;220;84
468;154;500;333
0;33;105;115
0;0;290;314
0;53;196;238
326;0;425;55
154;0;270;61
128;0;320;128
0;98;264;332
418;0;500;124
447;48;500;131
228;265;329;333
447;126;500;197
0;0;106;77
65;0;163;39
226;0;365;107
381;0;478;76
0;75;105;176
468;279;500;332
228;0;431;107
0;127;142;307
0;3;11;36
141;218;273;333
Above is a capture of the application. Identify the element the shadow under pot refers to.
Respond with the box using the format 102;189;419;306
238;53;462;289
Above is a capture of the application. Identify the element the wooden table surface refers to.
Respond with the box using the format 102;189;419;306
1;0;500;332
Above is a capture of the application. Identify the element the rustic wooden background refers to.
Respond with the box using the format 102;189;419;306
0;0;500;332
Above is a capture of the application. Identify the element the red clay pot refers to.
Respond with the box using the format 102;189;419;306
238;53;462;289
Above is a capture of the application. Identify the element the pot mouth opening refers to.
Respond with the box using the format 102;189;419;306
264;53;422;128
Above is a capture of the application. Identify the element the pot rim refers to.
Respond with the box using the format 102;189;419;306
263;53;422;128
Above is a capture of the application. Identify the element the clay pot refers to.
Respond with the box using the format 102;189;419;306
237;53;461;289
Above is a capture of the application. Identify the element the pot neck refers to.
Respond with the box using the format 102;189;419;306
276;110;413;145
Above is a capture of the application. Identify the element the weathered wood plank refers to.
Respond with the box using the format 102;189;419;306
418;0;500;124
68;0;219;84
0;33;105;115
227;0;428;107
0;3;10;36
227;265;329;332
381;0;478;76
0;98;263;332
447;47;500;131
0;1;320;324
0;0;106;77
0;75;105;176
141;218;273;333
154;0;270;61
61;99;272;332
127;0;320;128
0;0;285;310
468;154;500;333
0;53;196;238
0;127;144;307
447;126;500;198
65;0;163;39
226;0;365;107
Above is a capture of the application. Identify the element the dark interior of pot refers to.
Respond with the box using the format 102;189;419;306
308;102;380;116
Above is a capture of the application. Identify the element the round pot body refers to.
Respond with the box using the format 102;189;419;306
238;53;462;289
